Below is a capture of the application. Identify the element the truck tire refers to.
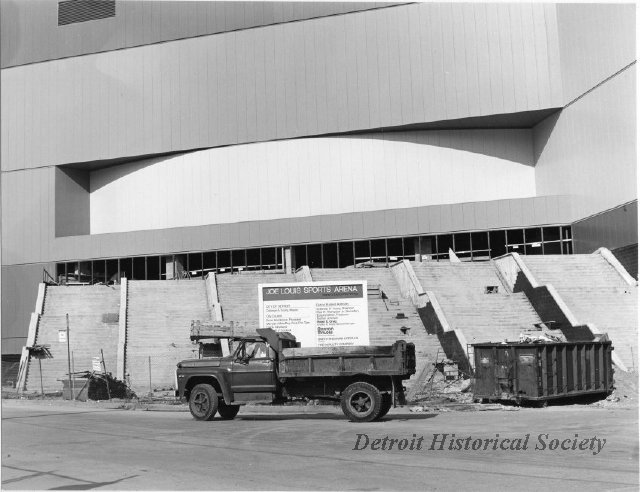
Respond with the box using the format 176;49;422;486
189;384;218;421
217;401;240;420
375;393;393;420
341;382;383;422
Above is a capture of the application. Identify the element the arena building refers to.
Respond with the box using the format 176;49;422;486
1;1;637;370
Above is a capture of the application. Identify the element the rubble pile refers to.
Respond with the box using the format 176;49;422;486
74;372;136;401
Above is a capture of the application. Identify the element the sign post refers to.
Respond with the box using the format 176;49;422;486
66;314;73;400
258;281;369;347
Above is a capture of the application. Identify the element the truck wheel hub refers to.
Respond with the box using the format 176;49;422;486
351;393;371;413
193;392;209;413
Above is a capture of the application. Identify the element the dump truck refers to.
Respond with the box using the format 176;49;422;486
175;328;416;422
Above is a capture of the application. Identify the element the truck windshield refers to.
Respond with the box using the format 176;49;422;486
238;341;268;360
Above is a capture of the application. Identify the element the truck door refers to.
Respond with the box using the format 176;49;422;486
231;341;277;393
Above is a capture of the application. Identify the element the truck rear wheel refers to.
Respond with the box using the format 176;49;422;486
217;401;240;420
189;384;218;421
341;382;383;422
375;393;393;420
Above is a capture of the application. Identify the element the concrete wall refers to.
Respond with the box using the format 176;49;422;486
90;130;536;234
613;243;638;280
1;3;563;171
55;168;90;237
1;262;55;354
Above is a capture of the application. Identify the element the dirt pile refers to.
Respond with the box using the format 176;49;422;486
591;369;638;409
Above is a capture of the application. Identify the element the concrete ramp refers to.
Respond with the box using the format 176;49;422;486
522;254;638;369
413;261;547;368
435;292;543;344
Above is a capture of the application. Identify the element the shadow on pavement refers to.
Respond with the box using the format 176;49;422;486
237;413;438;421
2;464;138;490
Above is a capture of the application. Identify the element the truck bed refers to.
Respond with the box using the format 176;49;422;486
278;341;415;378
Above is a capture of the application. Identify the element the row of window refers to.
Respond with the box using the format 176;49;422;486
54;225;572;284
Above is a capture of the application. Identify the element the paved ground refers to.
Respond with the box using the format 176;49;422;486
1;399;638;491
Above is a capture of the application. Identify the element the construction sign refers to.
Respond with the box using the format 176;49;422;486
258;281;369;347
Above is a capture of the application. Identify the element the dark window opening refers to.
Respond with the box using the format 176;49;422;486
292;245;307;270
453;233;471;259
322;243;338;268
92;260;106;284
217;251;231;272
132;257;146;280
56;263;66;284
471;232;489;260
78;261;91;283
354;241;370;264
387;238;403;262
489;230;507;258
232;249;246;272
370;239;386;263
525;227;542;244
544;242;561;254
307;244;322;268
338;242;354;268
543;226;561;242
147;256;160;280
188;253;203;278
418;236;436;261
402;237;416;259
119;257;133;280
106;259;118;284
261;248;276;269
525;243;543;255
203;252;216;275
246;249;261;270
437;234;453;256
507;228;524;246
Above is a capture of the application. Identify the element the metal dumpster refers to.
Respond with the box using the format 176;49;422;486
473;341;614;404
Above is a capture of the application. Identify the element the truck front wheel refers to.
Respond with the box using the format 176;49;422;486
341;382;383;422
189;384;218;421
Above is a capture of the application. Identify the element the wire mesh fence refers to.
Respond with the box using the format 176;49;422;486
125;351;198;397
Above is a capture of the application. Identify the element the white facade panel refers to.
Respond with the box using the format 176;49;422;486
1;3;561;172
534;65;636;221
90;130;536;235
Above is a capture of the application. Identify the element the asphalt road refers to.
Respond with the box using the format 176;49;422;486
1;400;638;491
